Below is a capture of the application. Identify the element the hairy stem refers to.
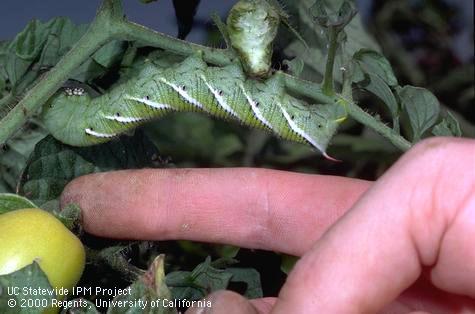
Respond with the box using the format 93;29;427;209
322;27;338;96
280;72;335;104
118;20;234;66
346;102;411;151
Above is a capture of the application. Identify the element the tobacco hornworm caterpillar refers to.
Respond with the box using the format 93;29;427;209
43;54;342;159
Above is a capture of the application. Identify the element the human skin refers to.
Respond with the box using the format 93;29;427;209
61;137;475;313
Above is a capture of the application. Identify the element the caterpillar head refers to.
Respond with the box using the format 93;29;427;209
43;92;102;146
227;0;280;77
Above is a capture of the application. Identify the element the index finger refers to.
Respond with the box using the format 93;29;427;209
61;168;370;256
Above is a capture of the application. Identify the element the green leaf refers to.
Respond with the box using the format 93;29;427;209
432;111;462;137
0;193;38;214
353;49;398;86
0;262;55;314
226;268;263;298
166;256;262;301
358;72;399;122
19;132;161;207
166;257;233;301
1;17;125;102
283;0;380;83
0;126;47;193
34;19;88;68
310;0;355;28
91;40;126;69
145;112;245;165
352;50;399;127
4;18;78;87
398;86;440;142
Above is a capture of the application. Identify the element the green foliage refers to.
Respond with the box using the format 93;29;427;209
352;49;399;128
0;193;38;214
432;111;462;137
19;132;161;209
0;16;126;194
0;126;46;193
397;85;440;142
166;256;262;300
283;0;380;83
0;263;54;314
0;17;124;111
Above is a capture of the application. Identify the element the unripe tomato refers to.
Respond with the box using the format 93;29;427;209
0;208;85;293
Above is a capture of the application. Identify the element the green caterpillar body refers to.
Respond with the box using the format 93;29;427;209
43;56;341;159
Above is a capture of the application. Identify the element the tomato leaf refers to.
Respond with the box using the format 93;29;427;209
19;131;161;208
397;85;440;142
353;49;398;86
166;256;262;301
0;127;47;193
0;262;55;314
432;111;462;137
0;193;38;214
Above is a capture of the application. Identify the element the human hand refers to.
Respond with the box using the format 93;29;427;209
61;138;475;313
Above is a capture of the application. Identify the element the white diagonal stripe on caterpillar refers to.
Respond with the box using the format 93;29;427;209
200;75;239;119
85;128;117;138
102;114;145;123
239;84;273;131
125;95;173;110
158;77;204;109
277;103;324;153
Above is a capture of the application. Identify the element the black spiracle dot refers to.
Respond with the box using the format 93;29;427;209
290;115;295;120
116;112;121;116
181;85;186;91
145;95;150;100
218;90;224;96
255;102;260;107
317;124;322;128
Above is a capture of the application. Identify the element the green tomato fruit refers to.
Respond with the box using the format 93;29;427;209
0;208;85;292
